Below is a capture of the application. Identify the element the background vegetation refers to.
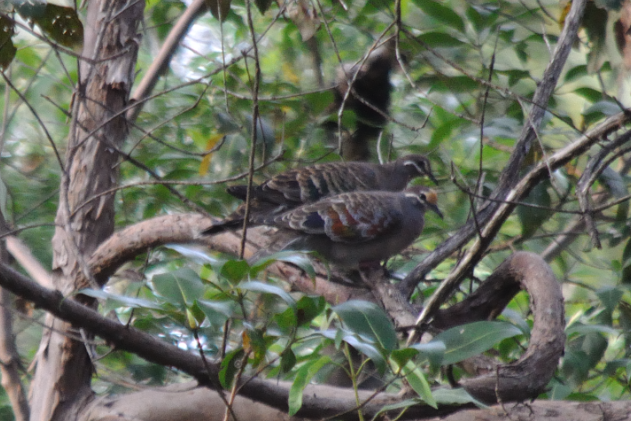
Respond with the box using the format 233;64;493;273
0;0;630;419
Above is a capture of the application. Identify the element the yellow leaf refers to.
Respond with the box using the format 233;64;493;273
282;62;300;84
242;331;251;352
199;134;225;176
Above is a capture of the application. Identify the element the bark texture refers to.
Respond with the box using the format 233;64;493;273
28;1;143;420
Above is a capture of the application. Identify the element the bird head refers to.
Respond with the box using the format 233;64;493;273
399;154;438;185
405;186;443;219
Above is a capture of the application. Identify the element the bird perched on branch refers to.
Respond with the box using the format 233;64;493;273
255;186;442;268
202;154;437;235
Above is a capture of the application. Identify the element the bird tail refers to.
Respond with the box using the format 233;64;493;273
200;217;244;235
201;198;287;236
226;185;248;200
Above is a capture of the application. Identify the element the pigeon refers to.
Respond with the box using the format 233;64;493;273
256;186;442;268
202;154;437;235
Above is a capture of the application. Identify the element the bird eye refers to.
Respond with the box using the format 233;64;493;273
419;193;426;200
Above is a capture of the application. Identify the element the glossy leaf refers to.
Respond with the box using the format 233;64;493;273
432;321;522;366
433;388;487;407
342;334;386;374
219;348;245;389
332;300;397;351
218;259;250;284
0;16;16;70
280;348;297;373
400;360;436;407
517;181;552;239
240;281;296;311
151;268;205;307
411;341;446;372
17;3;83;49
417;32;466;48
255;0;274;14
249;250;316;279
288;356;331;416
80;288;162;310
412;0;465;32
206;0;231;22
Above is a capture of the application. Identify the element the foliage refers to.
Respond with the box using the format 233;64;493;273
1;0;631;418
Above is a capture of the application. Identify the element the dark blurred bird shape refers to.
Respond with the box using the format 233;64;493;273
202;154;437;235
332;39;399;161
254;186;442;268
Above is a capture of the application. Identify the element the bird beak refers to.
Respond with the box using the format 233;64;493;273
427;203;443;219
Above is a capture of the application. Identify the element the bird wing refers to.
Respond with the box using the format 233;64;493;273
262;163;379;204
275;192;402;243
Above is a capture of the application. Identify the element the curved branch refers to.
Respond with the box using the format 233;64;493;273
0;250;564;418
457;252;565;402
88;214;372;304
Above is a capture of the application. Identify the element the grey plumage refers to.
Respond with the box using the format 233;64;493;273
202;154;437;235
257;186;442;268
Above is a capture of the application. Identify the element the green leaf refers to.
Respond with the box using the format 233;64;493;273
596;287;623;312
254;0;274;14
17;3;83;49
79;288;162;310
565;65;588;82
411;341;446;371
197;299;234;323
280;348;297;373
622;238;631;284
220;259;251;283
274;307;298;334
432;321;522;365
151;268;205;307
498;69;531;86
295;295;326;326
412;0;465;32
517;181;551;239
0;16;16;70
565;323;619;336
416;32;466;48
165;244;221;265
500;309;531;337
433;388;488;407
342;334;386;374
332;300;397;351
249;250;316;278
240;281;296;311
465;5;498;32
244;326;268;366
390;348;419;368
583;101;624;126
374;398;424;418
400;360;436;407
288;356;331;416
574;87;603;103
219;348;245;389
429;117;467;148
598;167;629;222
206;0;231;22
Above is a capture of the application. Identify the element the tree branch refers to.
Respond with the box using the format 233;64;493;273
404;109;631;338
400;0;589;299
0;249;565;419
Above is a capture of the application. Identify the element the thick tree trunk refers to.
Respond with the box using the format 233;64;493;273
28;1;143;420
